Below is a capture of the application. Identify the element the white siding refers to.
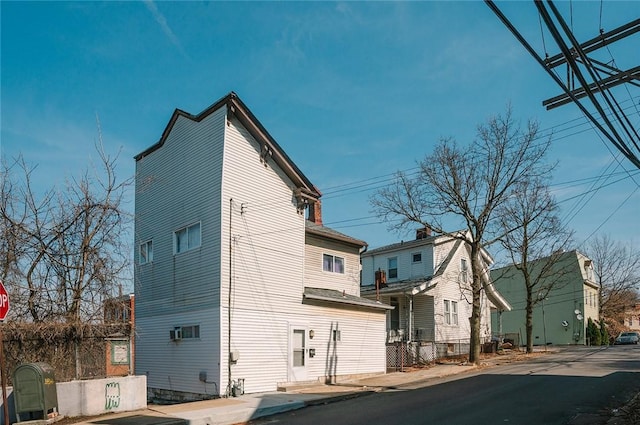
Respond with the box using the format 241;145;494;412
304;234;361;296
135;108;226;394
361;243;435;285
135;109;225;318
413;296;435;340
136;309;220;396
136;99;387;396
363;237;495;344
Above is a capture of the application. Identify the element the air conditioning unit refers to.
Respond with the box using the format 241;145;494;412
170;326;182;341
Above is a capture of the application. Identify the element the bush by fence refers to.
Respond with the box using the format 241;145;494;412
1;322;131;384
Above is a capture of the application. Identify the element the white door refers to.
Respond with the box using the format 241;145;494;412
290;326;308;381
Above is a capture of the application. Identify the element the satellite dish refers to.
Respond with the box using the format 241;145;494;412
576;314;584;321
574;309;581;315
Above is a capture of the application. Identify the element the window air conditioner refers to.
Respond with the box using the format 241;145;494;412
170;326;182;341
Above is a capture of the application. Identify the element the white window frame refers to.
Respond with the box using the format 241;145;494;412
139;240;153;265
174;222;201;254
388;257;398;279
460;258;468;283
323;253;345;274
181;324;200;339
444;300;458;326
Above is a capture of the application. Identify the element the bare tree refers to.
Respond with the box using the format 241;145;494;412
0;136;132;323
586;235;640;334
371;108;553;364
495;177;573;353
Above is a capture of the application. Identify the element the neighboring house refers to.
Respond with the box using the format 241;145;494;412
103;294;135;376
134;92;391;402
490;250;599;346
360;228;510;360
622;304;640;332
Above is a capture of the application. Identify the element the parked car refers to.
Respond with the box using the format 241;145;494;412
614;331;640;345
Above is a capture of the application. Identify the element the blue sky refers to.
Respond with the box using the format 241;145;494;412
2;1;639;261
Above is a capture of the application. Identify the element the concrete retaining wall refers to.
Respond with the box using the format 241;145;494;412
58;375;147;416
0;375;146;424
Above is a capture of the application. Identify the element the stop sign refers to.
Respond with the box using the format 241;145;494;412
0;281;9;321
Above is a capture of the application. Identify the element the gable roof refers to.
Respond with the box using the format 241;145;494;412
305;221;367;248
362;234;439;256
134;91;320;201
361;238;462;297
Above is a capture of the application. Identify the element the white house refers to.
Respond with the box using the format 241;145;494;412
134;92;391;402
361;228;510;361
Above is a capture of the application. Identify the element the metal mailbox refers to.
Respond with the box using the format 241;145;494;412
13;362;59;422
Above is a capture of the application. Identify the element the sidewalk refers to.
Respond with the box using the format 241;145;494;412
62;352;534;425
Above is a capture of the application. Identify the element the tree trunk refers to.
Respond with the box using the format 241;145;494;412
468;244;482;364
525;287;533;353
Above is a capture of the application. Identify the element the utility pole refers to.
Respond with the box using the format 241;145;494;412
485;1;640;169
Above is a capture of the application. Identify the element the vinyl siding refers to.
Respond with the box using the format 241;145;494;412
364;238;494;343
413;296;435;340
304;234;361;296
301;304;386;379
222;304;386;392
361;244;435;285
490;250;598;345
134;107;226;395
134;108;225;318
135;309;220;396
136;100;386;396
219;114;306;391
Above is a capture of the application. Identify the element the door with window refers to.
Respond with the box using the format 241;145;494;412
290;326;308;381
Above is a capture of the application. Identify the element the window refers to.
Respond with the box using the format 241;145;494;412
174;222;201;253
412;252;422;263
388;257;398;279
332;330;341;342
139;240;153;264
323;254;344;273
181;325;200;339
444;300;458;326
460;258;468;283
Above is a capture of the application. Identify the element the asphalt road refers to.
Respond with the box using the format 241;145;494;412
248;346;640;425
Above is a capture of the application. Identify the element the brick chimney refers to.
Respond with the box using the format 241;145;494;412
308;200;323;225
416;227;432;240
